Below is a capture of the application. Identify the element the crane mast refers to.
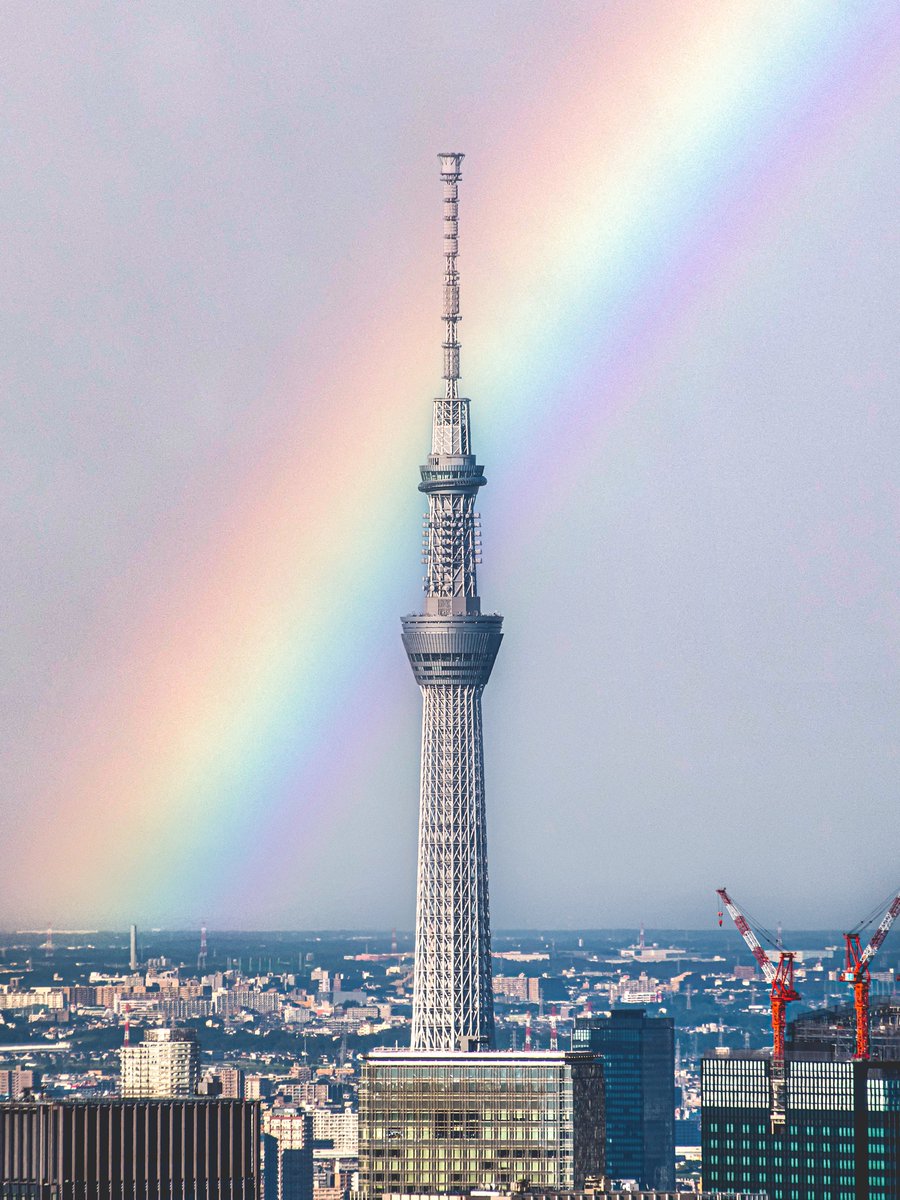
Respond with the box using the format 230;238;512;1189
840;888;900;1059
717;887;800;1131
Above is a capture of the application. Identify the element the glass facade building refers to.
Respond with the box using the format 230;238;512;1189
572;1010;674;1190
702;1052;900;1199
358;1051;604;1198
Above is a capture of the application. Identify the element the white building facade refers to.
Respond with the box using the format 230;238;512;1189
119;1027;199;1098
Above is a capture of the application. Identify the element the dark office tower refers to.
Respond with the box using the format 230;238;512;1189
263;1107;314;1200
702;1052;900;1199
0;1097;260;1200
401;152;502;1053
572;1009;675;1190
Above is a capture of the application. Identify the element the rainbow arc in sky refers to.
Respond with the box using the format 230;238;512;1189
30;3;896;923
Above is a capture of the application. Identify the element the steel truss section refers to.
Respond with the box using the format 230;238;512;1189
411;684;493;1052
423;493;480;599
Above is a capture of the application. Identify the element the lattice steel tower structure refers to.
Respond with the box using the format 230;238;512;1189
402;153;502;1053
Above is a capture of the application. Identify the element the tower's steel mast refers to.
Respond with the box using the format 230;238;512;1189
402;153;502;1052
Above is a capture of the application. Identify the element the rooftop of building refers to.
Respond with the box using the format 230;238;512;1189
365;1049;597;1064
0;1096;257;1109
701;1047;900;1069
380;1193;766;1200
789;998;900;1031
139;1026;198;1043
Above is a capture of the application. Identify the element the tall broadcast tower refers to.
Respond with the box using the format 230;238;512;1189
401;153;503;1052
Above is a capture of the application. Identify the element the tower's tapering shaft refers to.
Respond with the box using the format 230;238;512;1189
402;153;502;1052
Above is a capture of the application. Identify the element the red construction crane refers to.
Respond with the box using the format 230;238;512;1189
717;887;801;1060
839;887;900;1060
717;887;800;1129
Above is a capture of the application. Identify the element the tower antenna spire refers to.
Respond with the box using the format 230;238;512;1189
438;153;463;399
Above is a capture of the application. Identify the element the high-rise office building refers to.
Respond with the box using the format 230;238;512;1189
573;1010;675;1190
401;151;502;1054
263;1106;314;1200
359;1050;604;1197
129;923;138;971
702;1051;900;1199
120;1026;200;1098
0;1097;259;1200
359;155;604;1199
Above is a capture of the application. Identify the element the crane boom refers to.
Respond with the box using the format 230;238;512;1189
717;887;776;983
841;887;900;1059
861;893;900;965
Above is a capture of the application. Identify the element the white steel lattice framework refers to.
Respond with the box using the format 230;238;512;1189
401;154;502;1052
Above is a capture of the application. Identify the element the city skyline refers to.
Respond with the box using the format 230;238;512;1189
2;3;898;929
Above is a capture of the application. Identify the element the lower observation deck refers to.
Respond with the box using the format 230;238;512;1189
402;613;502;687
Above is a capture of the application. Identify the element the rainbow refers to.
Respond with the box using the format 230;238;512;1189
24;2;897;925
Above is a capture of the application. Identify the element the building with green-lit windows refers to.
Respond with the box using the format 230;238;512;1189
702;1051;900;1199
358;1050;604;1199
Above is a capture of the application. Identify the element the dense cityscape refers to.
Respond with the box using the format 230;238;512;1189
2;915;900;1197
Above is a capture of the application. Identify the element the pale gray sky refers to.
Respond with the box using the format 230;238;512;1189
1;3;897;929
